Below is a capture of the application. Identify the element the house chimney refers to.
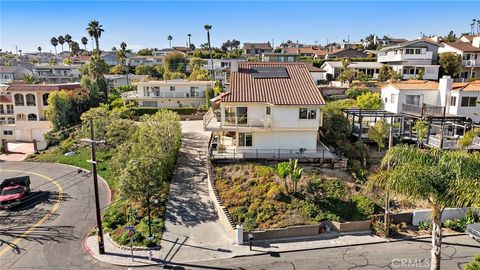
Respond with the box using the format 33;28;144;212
230;59;238;73
439;75;453;108
472;36;480;48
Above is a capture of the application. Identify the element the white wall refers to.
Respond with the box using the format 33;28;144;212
252;130;317;150
271;105;320;130
456;92;480;123
412;208;470;226
381;85;400;113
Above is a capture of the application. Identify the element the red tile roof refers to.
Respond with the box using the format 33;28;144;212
221;62;325;105
443;42;480;52
453;80;480;92
0;95;12;103
285;47;328;56
388;80;439;91
7;82;81;92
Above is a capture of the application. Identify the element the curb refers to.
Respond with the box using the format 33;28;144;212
105;233;161;251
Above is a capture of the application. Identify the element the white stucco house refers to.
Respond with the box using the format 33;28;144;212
1;82;81;149
381;77;480;123
31;65;81;83
376;39;441;80
438;36;480;80
321;61;383;81
203;62;335;159
121;79;215;108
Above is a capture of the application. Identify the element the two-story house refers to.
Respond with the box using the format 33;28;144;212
4;82;81;149
203;62;332;159
0;65;32;83
261;52;300;62
439;36;480;80
0;94;15;141
381;77;480;123
32;65;81;83
243;42;273;57
127;55;164;67
121;80;215;108
376;39;441;80
321;61;383;81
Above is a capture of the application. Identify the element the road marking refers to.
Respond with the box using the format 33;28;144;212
0;169;63;257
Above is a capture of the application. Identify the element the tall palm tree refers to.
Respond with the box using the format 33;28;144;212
204;24;214;75
120;42;127;51
187;33;192;48
37;46;42;53
64;34;72;51
58;35;65;52
167;35;173;48
50;37;58;55
81;37;88;51
369;145;480;270
86;20;105;55
71;41;80;56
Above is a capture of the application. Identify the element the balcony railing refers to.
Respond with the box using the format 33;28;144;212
462;60;480;67
401;103;445;117
122;91;204;99
378;51;433;62
203;108;272;131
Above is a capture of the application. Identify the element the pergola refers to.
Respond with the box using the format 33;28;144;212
342;109;403;139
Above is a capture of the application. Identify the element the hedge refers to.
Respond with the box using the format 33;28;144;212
129;107;199;116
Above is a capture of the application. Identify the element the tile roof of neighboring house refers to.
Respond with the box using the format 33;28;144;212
387;80;439;91
243;43;273;50
452;80;480;92
304;63;325;72
71;55;92;62
0;66;19;73
443;42;480;52
285;47;328;56
220;62;325;105
323;61;383;69
0;94;12;103
460;34;476;42
380;38;440;51
6;82;81;92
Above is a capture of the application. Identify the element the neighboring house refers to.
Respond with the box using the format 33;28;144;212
203;62;333;159
321;61;383;81
0;94;15;141
304;63;327;84
459;34;477;43
376;38;441;80
325;48;368;59
121;79;215;108
31;65;81;83
0;65;32;83
71;55;91;65
285;46;328;59
104;74;147;90
127;55;164;67
152;49;186;57
101;52;120;66
261;52;300;62
381;77;480;123
243;43;273;57
439;36;480;80
202;59;237;82
4;82;81;149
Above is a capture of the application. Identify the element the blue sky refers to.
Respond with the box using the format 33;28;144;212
1;1;479;53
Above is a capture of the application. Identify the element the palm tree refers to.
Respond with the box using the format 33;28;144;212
86;20;105;55
58;35;65;52
120;42;127;51
187;33;192;48
204;24;214;75
50;37;58;56
275;162;291;193
37;46;42;53
167;35;173;48
71;41;80;55
369;145;480;270
81;37;88;51
64;34;72;51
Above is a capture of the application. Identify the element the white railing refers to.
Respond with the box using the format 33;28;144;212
462;60;480;67
378;51;433;62
122;91;205;99
203;108;216;129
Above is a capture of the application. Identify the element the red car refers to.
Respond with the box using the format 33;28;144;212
0;176;30;210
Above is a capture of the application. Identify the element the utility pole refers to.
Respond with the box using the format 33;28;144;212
85;119;106;254
384;125;394;238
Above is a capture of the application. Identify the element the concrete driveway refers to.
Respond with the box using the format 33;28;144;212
0;142;35;161
160;120;232;263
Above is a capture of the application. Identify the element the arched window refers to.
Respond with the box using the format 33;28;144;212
16;113;26;121
28;113;38;121
42;93;49;106
14;94;24;106
26;94;36;106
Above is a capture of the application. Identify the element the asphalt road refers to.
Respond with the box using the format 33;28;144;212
189;235;480;270
0;161;114;270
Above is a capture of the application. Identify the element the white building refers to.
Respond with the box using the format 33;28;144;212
32;65;81;83
0;94;15;141
439;36;480;80
321;61;383;81
203;62;335;159
1;82;82;149
127;56;164;67
104;74;147;90
0;65;32;83
121;80;215;108
381;77;480;123
202;59;237;82
376;39;440;80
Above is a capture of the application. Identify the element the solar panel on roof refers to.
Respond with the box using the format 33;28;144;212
251;66;289;78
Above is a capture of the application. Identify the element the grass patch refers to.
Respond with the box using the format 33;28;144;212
215;163;380;232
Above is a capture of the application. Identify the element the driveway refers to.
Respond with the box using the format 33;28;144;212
160;120;232;263
0;162;113;269
0;142;35;161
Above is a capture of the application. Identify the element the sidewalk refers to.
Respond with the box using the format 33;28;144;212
85;231;387;267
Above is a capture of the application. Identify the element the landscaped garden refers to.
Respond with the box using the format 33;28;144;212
214;162;381;232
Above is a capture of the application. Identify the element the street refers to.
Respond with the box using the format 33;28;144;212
0;162;114;269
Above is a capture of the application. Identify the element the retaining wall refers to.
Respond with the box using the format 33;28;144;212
412;208;469;226
330;220;371;232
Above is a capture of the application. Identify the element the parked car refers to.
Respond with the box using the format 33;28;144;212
0;176;31;210
466;223;480;243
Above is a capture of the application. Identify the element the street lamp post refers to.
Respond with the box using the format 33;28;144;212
147;190;152;238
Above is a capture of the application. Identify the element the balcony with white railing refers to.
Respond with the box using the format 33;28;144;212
378;51;433;63
121;91;205;100
462;60;480;67
401;103;445;117
203;107;272;131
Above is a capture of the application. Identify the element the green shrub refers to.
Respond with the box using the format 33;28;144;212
463;254;480;270
350;160;368;184
418;221;432;231
350;194;376;218
345;87;370;99
59;138;74;153
129;107;197;117
443;219;457;229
